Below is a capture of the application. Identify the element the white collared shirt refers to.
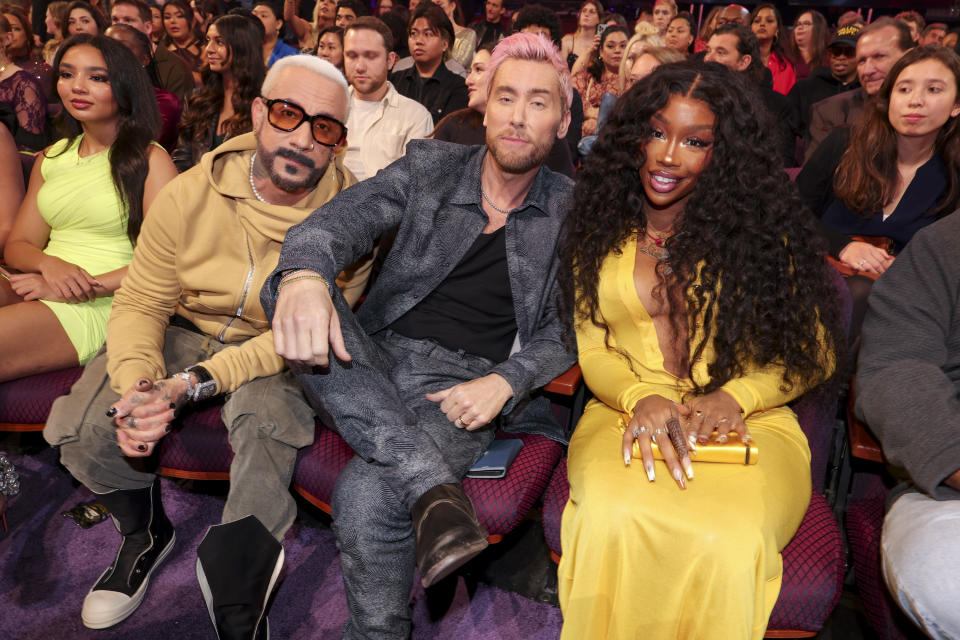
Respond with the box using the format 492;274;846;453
344;82;435;181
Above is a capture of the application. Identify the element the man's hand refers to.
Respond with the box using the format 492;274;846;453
272;271;351;367
425;373;514;431
108;377;189;457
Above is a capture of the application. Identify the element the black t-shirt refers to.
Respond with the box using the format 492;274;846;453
390;225;516;362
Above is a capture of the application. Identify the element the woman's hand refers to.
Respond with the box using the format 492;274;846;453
7;272;66;302
679;389;750;446
38;256;102;303
623;394;693;489
590;33;601;51
838;241;894;275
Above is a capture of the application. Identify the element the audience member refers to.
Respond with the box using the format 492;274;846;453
855;211;960;640
513;3;583;160
148;4;162;44
650;0;675;36
692;5;721;53
561;0;603;71
1;34;176;379
42;1;69;64
173;14;266;172
604;13;627;30
470;0;505;48
0;121;23;251
555;59;840;640
663;11;693;56
315;25;344;70
626;44;682;88
921;23;947;48
750;3;794;95
284;0;335;50
804;17;912;163
335;0;367;29
807;46;960;342
571;25;627;137
342;17;432;181
390;3;468;124
381;7;410;57
105;23;182;151
2;5;52;90
704;23;793;166
263;32;575;640
944;28;959;51
375;0;394;18
715;3;748;28
432;0;475;69
619;30;664;91
787;24;860;151
433;38;574;176
788;9;828;81
64;1;108;37
253;0;298;67
112;0;193;107
161;0;203;78
44;54;366;638
895;10;924;45
0;14;48;151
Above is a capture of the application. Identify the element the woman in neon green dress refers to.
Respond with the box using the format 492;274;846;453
555;62;844;639
0;34;176;381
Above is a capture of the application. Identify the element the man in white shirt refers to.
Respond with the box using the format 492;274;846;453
343;17;434;181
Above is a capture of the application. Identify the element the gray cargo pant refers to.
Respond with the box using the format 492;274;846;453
43;325;316;541
299;328;497;640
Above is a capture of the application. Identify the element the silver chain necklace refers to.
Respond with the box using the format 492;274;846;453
249;152;267;203
480;185;513;214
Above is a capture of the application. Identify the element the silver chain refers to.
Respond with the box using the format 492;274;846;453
480;185;513;214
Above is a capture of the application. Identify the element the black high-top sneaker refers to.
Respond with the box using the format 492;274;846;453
196;516;283;640
81;478;176;629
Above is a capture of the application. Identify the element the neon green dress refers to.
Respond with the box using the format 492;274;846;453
35;136;134;364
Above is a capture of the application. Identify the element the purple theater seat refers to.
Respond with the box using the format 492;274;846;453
846;488;915;640
157;403;234;480
292;428;563;543
0;367;84;429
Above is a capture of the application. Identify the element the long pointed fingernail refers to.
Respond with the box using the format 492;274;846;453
743;434;752;443
717;434;728;443
645;462;655;482
105;407;117;417
673;468;686;489
624;453;631;466
698;435;709;444
684;460;694;480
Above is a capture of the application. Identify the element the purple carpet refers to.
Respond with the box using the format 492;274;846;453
0;448;563;640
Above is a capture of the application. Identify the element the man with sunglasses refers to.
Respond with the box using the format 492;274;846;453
44;55;367;639
262;33;575;639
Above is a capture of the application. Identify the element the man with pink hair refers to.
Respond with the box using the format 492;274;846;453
262;32;574;639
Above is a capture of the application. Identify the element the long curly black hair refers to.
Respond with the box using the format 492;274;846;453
558;61;843;395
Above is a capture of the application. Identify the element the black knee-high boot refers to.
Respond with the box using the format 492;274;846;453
196;515;283;640
82;477;176;629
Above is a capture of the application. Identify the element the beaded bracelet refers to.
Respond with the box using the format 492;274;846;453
0;453;20;498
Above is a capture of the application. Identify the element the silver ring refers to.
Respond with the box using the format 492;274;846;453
718;417;729;423
859;259;866;267
632;425;640;439
128;417;138;429
639;425;648;434
455;417;465;427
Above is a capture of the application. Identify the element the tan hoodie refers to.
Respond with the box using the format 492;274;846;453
106;132;363;395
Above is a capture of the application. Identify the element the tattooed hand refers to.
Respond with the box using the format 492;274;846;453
108;376;192;458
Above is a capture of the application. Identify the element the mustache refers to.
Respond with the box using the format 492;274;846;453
275;147;316;169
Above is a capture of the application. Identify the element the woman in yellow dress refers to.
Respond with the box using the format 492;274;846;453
0;34;176;381
556;61;843;639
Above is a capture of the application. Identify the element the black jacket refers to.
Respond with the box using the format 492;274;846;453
787;66;859;143
390;63;469;125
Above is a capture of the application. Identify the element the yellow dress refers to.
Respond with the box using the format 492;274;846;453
557;237;813;639
35;136;135;363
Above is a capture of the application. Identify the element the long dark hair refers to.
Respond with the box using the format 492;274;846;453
51;34;160;244
834;45;960;218
788;9;829;68
587;25;628;82
749;3;789;64
61;1;109;39
1;5;35;59
559;61;841;394
160;0;202;48
180;14;265;144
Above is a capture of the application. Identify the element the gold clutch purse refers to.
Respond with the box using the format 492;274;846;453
618;417;759;465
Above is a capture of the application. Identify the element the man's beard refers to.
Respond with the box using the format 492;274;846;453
486;129;553;175
258;146;327;192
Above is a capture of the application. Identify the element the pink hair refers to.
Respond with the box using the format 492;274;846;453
485;32;573;114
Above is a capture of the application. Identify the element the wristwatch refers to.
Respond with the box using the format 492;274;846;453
183;365;217;402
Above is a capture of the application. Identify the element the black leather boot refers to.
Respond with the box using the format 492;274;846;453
81;478;175;629
196;516;283;640
411;483;489;588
